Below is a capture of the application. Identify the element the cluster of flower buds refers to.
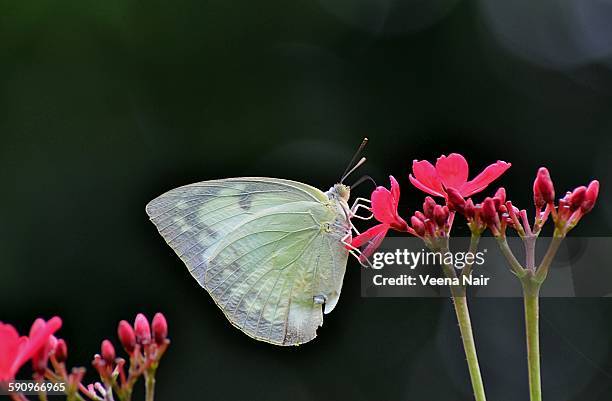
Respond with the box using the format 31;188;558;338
446;187;509;236
408;196;452;243
89;313;169;401
535;167;600;235
0;313;169;401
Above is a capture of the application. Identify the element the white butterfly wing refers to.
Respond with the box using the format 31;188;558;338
146;178;349;345
146;178;328;283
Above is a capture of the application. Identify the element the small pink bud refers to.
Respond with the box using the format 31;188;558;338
568;186;587;211
481;197;500;229
101;340;115;364
55;339;68;363
534;167;555;208
48;335;58;352
152;313;168;345
423;197;436;219
494;187;506;206
581;180;599;213
410;216;425;236
117;320;136;353
433;205;448;227
414;211;426;221
464;199;476;220
134;314;151;345
445;187;465;212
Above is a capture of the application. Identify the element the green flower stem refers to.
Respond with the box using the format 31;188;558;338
452;294;487;401
441;259;487;401
497;231;566;401
522;280;542;401
145;369;156;401
496;237;527;278
534;231;565;283
461;234;481;279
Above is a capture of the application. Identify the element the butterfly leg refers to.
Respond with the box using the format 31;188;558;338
350;197;373;220
340;231;372;268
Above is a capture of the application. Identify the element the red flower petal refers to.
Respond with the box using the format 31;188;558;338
435;153;469;189
351;224;389;261
370;176;408;231
459;161;511;197
390;175;400;202
11;317;62;379
371;186;396;224
409;159;445;197
351;224;388;249
0;323;22;381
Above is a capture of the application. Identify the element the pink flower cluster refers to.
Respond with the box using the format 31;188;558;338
352;153;599;254
0;313;169;401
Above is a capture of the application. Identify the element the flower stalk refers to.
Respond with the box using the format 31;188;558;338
491;168;598;401
452;293;487;401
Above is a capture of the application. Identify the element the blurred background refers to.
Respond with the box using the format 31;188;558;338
1;0;612;400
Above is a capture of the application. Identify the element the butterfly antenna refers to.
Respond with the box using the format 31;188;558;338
351;175;377;190
341;157;367;184
340;137;369;183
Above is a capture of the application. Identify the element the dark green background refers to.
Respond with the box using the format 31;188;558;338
2;1;612;400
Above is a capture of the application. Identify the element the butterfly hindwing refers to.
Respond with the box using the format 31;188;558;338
205;201;334;345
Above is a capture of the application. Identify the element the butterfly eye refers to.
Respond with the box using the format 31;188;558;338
313;294;327;305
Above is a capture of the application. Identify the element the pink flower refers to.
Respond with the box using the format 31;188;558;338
0;317;62;381
351;176;408;261
409;153;511;198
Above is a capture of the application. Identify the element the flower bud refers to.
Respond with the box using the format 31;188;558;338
410;216;426;236
414;211;426;221
433;205;448;227
581;180;599;213
48;335;58;352
568;186;587;211
55;339;68;363
445;187;465;212
481;197;500;229
464;199;476;220
423;197;436;219
134;314;151;345
152;313;168;345
534;167;555;208
494;187;506;206
117;320;136;353
101;340;115;364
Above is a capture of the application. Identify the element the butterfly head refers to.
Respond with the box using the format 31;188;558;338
330;183;351;203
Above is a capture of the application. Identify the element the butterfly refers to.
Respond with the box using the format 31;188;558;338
145;140;372;346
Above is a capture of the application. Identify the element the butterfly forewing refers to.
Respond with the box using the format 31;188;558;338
146;178;328;282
